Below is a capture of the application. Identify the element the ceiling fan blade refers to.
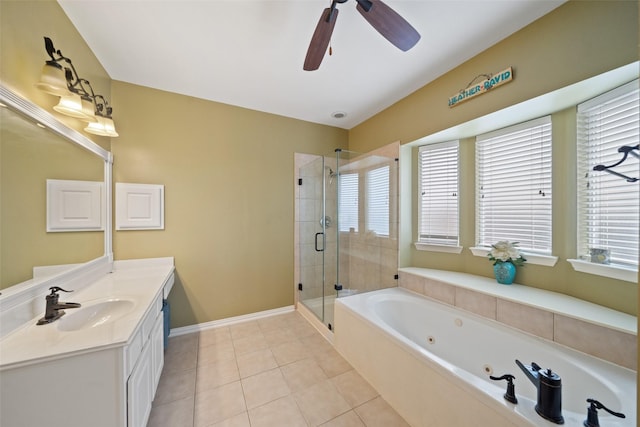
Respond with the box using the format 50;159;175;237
304;7;339;71
356;0;420;51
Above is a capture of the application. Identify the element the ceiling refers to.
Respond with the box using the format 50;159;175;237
57;0;566;129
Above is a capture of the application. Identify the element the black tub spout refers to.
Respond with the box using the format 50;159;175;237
515;359;564;424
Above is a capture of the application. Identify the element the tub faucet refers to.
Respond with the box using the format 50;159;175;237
489;374;518;404
583;398;625;427
36;286;81;325
515;359;564;424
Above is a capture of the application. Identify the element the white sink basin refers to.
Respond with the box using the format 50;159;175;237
57;298;136;332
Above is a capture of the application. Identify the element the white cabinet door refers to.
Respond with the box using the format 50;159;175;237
127;341;153;427
150;312;164;394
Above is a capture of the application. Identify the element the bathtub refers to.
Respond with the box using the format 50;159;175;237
334;288;636;427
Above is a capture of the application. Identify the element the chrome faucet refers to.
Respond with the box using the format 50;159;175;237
36;286;81;325
516;359;564;424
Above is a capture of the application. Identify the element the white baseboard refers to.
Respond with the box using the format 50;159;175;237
169;305;295;337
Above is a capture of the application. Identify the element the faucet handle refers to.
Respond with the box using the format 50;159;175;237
489;374;515;381
490;374;518;404
584;399;625;427
49;286;73;294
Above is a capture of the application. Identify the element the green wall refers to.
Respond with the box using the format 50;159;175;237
349;0;639;315
0;0;348;327
111;82;348;327
1;0;637;325
0;0;111;149
349;1;638;152
0;0;111;289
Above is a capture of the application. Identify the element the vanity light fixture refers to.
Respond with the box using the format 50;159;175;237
53;92;95;122
84;95;119;137
35;36;118;137
35;49;71;97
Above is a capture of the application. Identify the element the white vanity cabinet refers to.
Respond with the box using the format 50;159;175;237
127;293;165;427
0;262;174;427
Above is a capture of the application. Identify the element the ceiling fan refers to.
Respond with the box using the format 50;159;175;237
303;0;421;71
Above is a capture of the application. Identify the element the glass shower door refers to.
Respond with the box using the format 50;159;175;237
297;149;399;331
298;156;327;322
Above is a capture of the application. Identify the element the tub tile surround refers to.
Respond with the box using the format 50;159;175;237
554;315;637;371
497;299;554;341
148;311;409;427
454;287;497;319
398;268;637;371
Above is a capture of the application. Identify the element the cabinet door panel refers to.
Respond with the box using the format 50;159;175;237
128;341;153;427
151;313;164;394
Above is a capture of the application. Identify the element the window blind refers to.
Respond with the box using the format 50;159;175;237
366;165;390;236
577;80;639;267
338;172;359;232
476;116;552;254
418;141;459;246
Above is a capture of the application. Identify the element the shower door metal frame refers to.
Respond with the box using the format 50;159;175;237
298;155;329;323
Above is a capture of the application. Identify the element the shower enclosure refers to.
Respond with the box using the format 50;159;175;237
296;149;398;330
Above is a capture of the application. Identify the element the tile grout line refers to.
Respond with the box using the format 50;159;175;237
153;313;405;427
191;332;200;427
235;340;251;427
236;351;251;427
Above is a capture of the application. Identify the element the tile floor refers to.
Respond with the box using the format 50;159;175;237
147;311;410;427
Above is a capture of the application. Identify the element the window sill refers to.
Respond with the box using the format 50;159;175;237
469;247;558;267
567;259;637;283
414;243;463;254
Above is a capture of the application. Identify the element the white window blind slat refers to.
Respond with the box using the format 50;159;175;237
418;141;459;246
367;165;390;236
476;116;552;255
578;81;640;267
577;80;639;268
338;173;358;232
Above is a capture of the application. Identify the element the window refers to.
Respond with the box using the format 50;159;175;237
418;141;459;247
476;116;552;255
366;165;390;236
338;172;358;232
577;80;639;268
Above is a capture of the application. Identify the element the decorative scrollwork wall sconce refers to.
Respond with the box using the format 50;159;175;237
35;36;118;137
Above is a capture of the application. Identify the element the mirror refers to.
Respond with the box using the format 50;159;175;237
0;84;111;290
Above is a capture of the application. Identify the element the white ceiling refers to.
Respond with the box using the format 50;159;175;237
57;0;566;129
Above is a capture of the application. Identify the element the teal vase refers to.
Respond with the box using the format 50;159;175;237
493;262;516;285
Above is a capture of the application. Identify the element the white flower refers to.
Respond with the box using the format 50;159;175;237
488;240;525;265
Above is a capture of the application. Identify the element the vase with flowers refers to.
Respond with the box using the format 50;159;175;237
488;241;526;284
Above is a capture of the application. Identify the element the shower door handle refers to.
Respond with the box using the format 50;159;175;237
315;232;324;252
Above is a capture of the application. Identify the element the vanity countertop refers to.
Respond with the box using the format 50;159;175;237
0;258;175;370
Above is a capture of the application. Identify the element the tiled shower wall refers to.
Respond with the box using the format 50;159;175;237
295;143;400;306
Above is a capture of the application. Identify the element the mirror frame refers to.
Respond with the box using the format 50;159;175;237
0;83;113;319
